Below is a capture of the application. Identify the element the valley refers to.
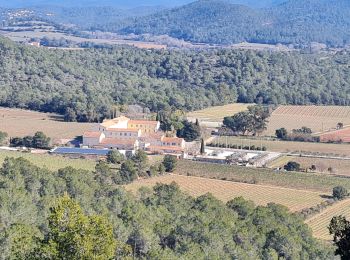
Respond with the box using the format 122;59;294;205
1;0;350;258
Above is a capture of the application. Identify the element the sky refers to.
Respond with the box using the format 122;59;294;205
0;0;191;8
0;0;286;8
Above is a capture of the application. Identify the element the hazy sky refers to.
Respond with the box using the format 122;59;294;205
0;0;286;8
0;0;192;8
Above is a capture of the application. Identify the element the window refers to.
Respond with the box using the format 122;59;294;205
172;143;176;146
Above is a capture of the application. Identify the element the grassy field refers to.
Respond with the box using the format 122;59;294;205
0;150;96;171
269;155;350;176
213;136;350;157
126;174;326;212
174;160;350;193
265;105;350;135
187;103;251;126
0;107;94;140
305;199;350;240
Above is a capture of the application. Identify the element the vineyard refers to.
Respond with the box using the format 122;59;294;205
187;103;251;126
213;136;350;156
269;156;350;176
265;105;350;135
0;108;94;140
125;174;326;212
306;199;350;240
174;160;350;192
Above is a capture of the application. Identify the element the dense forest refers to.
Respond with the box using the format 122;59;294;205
120;0;350;47
1;36;350;122
0;157;333;258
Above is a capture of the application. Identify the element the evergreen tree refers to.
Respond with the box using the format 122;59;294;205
37;195;117;259
200;138;205;155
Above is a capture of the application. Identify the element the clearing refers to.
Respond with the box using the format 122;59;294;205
0;150;96;171
0;107;94;140
265;105;350;136
213;136;350;157
305;199;350;240
126;174;327;212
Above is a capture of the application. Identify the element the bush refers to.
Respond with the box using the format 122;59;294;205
333;186;348;200
284;161;301;172
275;128;288;139
0;131;8;145
162;155;177;172
107;150;125;164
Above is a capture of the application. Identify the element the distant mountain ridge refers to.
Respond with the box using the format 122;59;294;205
1;0;349;47
118;0;350;47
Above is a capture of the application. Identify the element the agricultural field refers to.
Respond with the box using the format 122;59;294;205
0;150;96;171
0;30;166;49
268;155;350;176
213;136;350;157
306;199;350;240
187;103;251;127
126;174;327;212
265;105;350;135
0;107;94;141
174;160;350;193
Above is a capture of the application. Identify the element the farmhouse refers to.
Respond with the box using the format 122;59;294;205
83;116;185;154
318;127;350;143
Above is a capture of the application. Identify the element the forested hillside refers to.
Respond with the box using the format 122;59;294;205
1;36;350;122
0;157;333;258
30;6;165;31
120;0;350;47
2;1;350;47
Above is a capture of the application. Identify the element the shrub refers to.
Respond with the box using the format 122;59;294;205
284;161;301;172
333;186;348;200
162;155;177;173
107;150;125;164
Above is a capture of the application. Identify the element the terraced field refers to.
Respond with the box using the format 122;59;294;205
265;105;350;135
306;199;350;240
126;174;327;212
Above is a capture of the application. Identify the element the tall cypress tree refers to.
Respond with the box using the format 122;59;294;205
200;138;205;155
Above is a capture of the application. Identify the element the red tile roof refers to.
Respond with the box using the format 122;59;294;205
83;131;101;138
107;128;140;133
129;120;159;126
100;138;137;145
161;136;184;144
147;145;184;152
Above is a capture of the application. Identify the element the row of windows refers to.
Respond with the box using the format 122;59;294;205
109;132;135;137
162;142;180;146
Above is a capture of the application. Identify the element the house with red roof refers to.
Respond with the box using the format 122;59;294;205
82;116;185;154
